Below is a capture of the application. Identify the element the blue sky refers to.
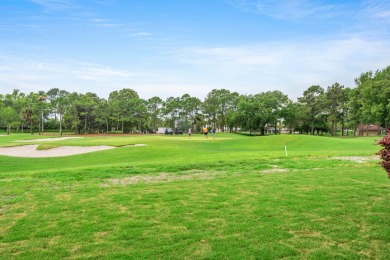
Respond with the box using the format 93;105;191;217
1;0;390;101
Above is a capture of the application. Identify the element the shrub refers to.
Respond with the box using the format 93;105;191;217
377;131;390;178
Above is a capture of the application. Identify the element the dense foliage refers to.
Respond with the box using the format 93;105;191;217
1;65;389;135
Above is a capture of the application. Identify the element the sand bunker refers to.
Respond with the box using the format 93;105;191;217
14;137;83;143
0;145;115;158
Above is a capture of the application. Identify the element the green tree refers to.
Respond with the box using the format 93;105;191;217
163;96;180;129
180;94;201;132
261;90;290;134
0;106;18;134
325;83;346;136
108;88;140;133
57;90;71;136
352;66;390;134
74;92;99;134
203;89;237;131
47;88;60;128
202;90;219;129
35;91;49;135
1;90;26;132
225;92;240;132
19;92;49;135
93;98;111;133
236;95;258;134
281;101;300;133
298;85;325;135
147;96;163;132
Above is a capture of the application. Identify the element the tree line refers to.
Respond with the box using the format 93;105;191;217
1;65;389;136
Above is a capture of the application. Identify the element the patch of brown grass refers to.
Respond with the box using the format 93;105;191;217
102;170;227;186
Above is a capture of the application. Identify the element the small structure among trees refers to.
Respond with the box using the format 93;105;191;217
357;124;385;136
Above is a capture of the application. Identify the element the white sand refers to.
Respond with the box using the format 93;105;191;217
14;137;83;143
0;145;115;158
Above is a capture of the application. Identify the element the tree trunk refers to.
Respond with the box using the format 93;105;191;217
332;120;336;136
59;113;63;136
41;112;44;134
275;121;278;135
311;121;314;135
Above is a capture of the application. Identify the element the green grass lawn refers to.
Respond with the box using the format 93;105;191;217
0;133;389;259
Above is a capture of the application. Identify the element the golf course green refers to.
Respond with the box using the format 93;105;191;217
0;133;389;259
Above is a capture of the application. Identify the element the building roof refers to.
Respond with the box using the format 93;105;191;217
357;124;384;131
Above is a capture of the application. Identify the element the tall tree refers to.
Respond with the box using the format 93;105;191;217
203;89;237;131
147;96;163;132
180;94;201;132
108;88;140;133
236;95;258;134
57;90;70;136
281;101;300;133
0;106;18;134
1;90;25;132
261;90;290;134
163;96;180;129
47;88;60;126
36;91;48;134
93;98;111;133
352;66;390;133
21;92;43;134
298;85;325;135
325;83;346;136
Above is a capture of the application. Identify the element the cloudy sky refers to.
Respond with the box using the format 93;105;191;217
1;0;390;101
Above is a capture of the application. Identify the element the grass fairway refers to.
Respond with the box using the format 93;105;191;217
0;133;389;259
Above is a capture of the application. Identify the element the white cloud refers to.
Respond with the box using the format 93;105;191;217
95;23;123;28
0;24;17;31
360;0;390;25
2;35;389;101
0;55;141;96
226;0;339;21
170;36;390;99
131;32;152;37
29;0;78;12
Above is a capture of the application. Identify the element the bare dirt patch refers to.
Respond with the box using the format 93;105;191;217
260;168;289;174
102;170;226;186
330;156;380;163
259;165;289;174
0;145;115;158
